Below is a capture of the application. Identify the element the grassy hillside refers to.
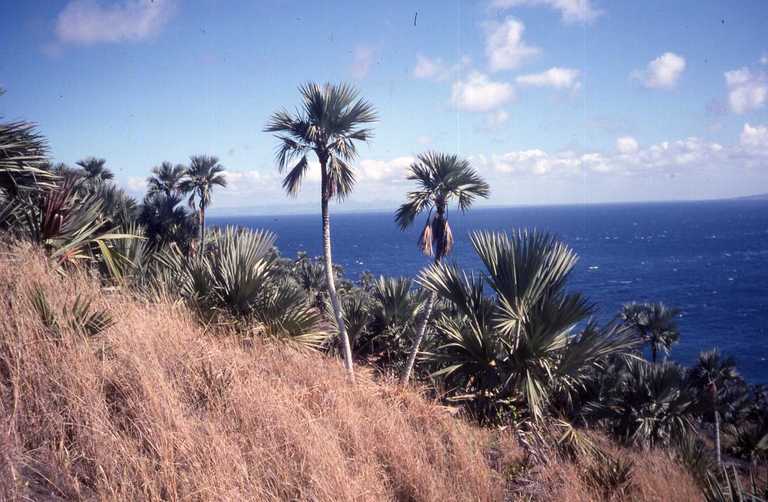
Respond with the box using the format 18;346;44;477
0;242;704;501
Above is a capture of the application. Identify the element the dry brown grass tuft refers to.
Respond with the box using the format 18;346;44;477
0;243;703;501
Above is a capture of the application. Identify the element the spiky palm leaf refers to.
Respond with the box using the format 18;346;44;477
621;302;681;362
395;151;489;258
76;157;114;186
147;161;187;197
0;120;55;196
419;229;636;421
264;82;377;200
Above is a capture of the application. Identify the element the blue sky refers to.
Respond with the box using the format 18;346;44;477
1;0;767;213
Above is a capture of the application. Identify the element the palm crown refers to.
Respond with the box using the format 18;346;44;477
621;302;680;362
395;152;489;259
77;157;114;184
147;161;186;197
264;82;377;200
179;155;227;212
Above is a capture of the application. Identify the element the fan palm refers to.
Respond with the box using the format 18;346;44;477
395;151;489;384
689;349;740;466
621;302;681;363
147;161;186;197
0;120;55;197
419;230;637;421
264;82;377;382
76;157;114;186
178;155;227;250
586;359;696;447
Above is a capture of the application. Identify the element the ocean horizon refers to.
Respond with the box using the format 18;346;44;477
210;198;768;383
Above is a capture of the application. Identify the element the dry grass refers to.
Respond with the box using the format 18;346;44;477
0;243;703;501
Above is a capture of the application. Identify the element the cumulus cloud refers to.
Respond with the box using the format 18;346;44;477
351;46;375;79
485;18;540;72
451;72;515;112
725;67;767;114
633;52;686;89
356;157;415;181
55;0;175;45
616;136;639;154
516;67;581;90
491;0;602;24
740;123;768;149
480;134;768;178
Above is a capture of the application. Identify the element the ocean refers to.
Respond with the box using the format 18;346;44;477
209;199;768;383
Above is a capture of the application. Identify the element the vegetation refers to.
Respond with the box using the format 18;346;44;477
265;82;377;382
395;151;490;385
1;81;766;501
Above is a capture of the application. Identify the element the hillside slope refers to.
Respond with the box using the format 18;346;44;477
0;244;701;501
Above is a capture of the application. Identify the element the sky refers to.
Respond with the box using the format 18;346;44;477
1;0;767;214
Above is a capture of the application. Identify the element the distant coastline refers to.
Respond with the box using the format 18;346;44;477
208;193;768;218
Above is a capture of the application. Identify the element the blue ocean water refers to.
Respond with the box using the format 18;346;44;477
209;200;768;383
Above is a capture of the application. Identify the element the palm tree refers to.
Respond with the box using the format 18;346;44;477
147;161;186;197
395;151;489;385
264;82;377;382
689;349;739;466
77;157;114;186
419;230;637;421
0;120;54;197
621;302;680;363
178;155;227;250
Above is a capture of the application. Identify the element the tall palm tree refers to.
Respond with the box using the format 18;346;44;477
689;349;739;466
264;82;377;382
147;161;186;197
395;152;489;385
77;157;114;186
179;155;227;250
621;302;680;363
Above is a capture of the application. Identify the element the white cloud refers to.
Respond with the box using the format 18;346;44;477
484;135;765;178
486;110;510;129
516;67;581;90
412;54;471;81
633;52;686;89
55;0;175;45
740;123;768;149
126;176;146;193
351;46;375;79
485;18;540;72
357;157;415;181
616;136;639;154
413;55;445;80
761;54;768;65
491;0;602;24
451;72;515;112
725;67;767;114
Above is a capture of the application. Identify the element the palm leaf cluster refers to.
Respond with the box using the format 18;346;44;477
329;276;427;367
0;120;55;197
418;229;638;421
395;151;489;259
156;226;328;350
265;82;376;200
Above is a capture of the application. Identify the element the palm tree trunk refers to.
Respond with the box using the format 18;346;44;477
321;194;355;382
400;289;436;385
200;206;206;250
651;344;657;363
714;408;722;467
